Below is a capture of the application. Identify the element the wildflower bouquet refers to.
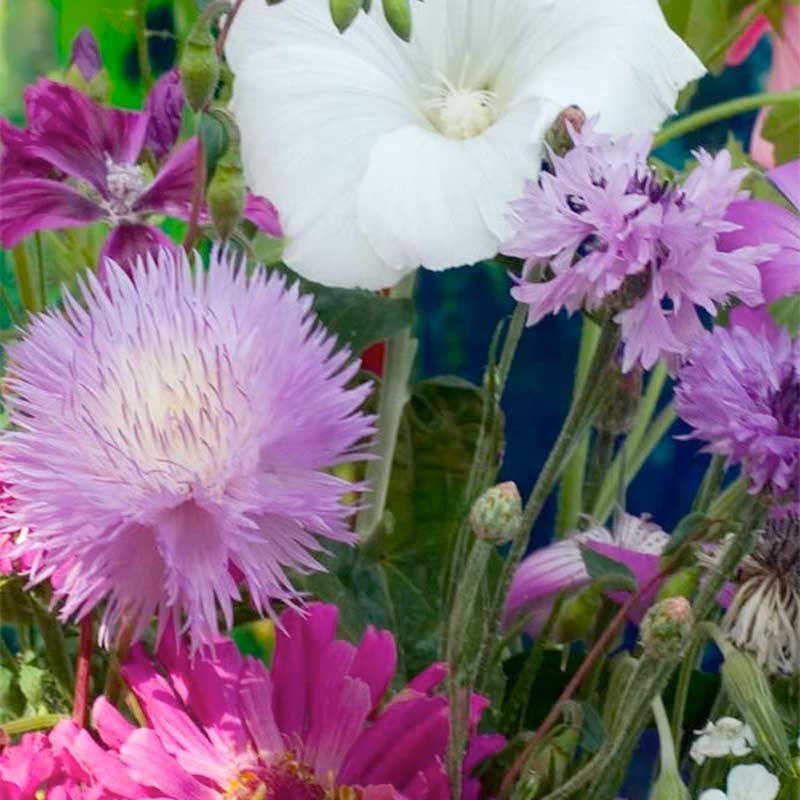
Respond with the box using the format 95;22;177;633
0;1;799;798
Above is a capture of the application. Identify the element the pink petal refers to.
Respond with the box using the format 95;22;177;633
0;178;103;248
238;659;284;755
727;11;771;65
406;664;447;694
145;70;184;161
135;137;198;219
768;159;800;211
350;625;397;710
98;223;177;280
0;117;54;180
92;697;135;750
243;194;283;237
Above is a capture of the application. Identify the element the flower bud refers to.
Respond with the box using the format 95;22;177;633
470;482;522;545
552;584;602;643
649;768;691;800
207;144;246;240
180;20;220;112
383;0;412;41
330;0;363;33
640;597;693;660
69;27;102;81
544;105;586;156
720;645;794;773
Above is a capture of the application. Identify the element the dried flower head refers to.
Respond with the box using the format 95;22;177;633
0;248;374;648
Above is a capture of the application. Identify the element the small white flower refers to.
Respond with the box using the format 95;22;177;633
226;0;704;289
690;718;756;765
698;763;780;800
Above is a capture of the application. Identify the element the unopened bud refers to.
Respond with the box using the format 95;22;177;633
640;597;693;660
207;143;246;239
330;0;363;33
383;0;412;41
720;645;794;772
470;482;522;545
69;27;102;81
657;567;700;602
597;354;642;434
553;584;602;643
545;106;586;156
180;19;220;112
649;768;691;800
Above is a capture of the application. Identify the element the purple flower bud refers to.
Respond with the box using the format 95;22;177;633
145;70;185;160
69;28;102;82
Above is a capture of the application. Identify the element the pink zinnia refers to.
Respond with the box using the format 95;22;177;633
84;603;502;799
0;248;374;648
503;119;771;372
676;325;800;508
505;513;671;635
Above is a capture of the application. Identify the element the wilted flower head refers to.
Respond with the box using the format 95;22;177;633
504;120;771;371
83;604;502;800
676;325;800;506
226;0;703;289
708;514;800;675
690;718;755;765
0;248;374;648
505;512;670;634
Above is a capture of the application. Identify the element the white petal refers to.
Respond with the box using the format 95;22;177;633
357;99;557;271
228;1;419;288
727;764;781;800
699;791;729;800
497;0;706;134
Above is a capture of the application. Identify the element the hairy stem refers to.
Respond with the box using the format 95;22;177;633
134;0;154;91
72;616;93;727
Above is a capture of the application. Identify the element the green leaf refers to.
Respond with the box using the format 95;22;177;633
769;293;800;337
763;100;800;165
724;134;796;209
577;702;606;754
579;545;637;593
302;376;500;679
662;511;709;558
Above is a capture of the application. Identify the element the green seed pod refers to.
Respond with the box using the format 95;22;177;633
207;143;246;240
470;481;522;545
640;597;693;661
330;0;363;33
383;0;412;41
180;21;220;112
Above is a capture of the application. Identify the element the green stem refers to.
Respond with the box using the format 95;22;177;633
134;0;154;91
670;632;705;752
11;244;36;313
652;695;678;773
1;714;67;737
692;455;726;515
556;318;601;535
653;89;800;149
479;322;619;693
584;430;616;515
356;274;417;542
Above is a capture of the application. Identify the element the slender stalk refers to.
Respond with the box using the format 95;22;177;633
480;323;619;694
653;89;800;149
652;695;678;773
671;632;705;752
556;317;601;535
11;244;36;313
215;0;245;56
0;714;67;738
703;0;773;69
134;0;154;91
72;615;93;727
356;274;417;542
693;456;726;514
584;430;616;514
183;124;207;252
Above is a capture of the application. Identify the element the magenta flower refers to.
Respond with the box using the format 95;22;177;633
676;325;800;508
66;603;501;800
505;513;670;635
503;119;771;371
721;158;800;336
0;724;142;799
0;247;374;648
0;78;280;267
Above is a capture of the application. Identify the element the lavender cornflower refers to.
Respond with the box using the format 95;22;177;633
503;119;771;371
676;325;800;508
0;248;374;649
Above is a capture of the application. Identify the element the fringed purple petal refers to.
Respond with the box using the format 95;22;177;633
97;223;177;279
144;70;184;160
0;177;103;247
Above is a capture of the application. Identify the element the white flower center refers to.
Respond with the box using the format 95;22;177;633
433;88;496;139
103;157;147;223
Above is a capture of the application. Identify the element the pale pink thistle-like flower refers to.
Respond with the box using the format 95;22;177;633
0;248;374;648
505;513;670;634
503;120;772;371
676;325;800;508
81;604;503;800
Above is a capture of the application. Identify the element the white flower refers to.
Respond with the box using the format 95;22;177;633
226;0;704;289
690;718;756;765
698;763;780;800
